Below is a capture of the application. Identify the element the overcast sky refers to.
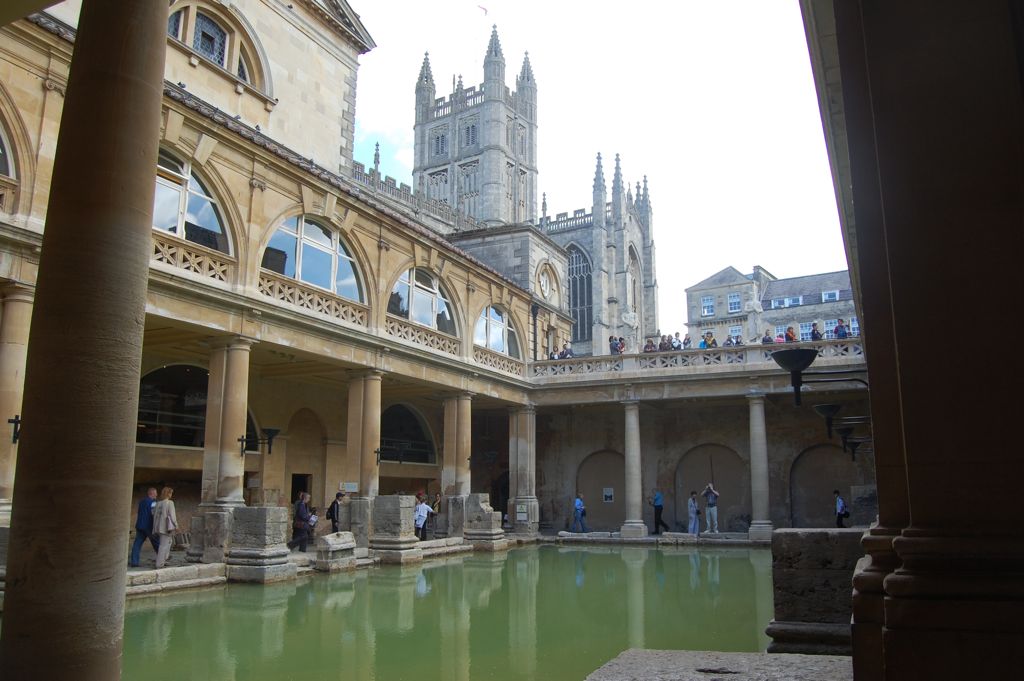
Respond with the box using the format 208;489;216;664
352;0;847;334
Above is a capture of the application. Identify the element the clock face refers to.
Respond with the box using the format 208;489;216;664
539;270;551;297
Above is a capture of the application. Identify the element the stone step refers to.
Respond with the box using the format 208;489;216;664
126;576;226;597
421;543;474;559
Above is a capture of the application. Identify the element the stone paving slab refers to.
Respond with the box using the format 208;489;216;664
586;650;852;681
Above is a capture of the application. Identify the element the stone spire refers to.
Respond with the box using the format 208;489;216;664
415;52;436;124
541;192;548;220
373;142;380;175
483;25;506;96
593;153;607;229
611;153;624;222
518;51;535;84
642;175;649;206
417;51;434;88
612;153;623;194
485;24;504;60
593;152;606;192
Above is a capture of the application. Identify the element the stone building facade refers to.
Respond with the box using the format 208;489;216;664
686;266;858;344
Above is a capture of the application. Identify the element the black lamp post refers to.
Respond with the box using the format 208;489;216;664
239;427;280;456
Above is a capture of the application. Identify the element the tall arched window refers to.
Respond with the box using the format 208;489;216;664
568;246;593;342
628;248;642;313
388;268;456;336
153;150;230;253
475;306;520;358
0;124;12;178
137;365;256;448
0;123;14;213
261;216;363;302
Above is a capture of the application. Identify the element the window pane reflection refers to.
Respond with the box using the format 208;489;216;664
300;243;332;289
263;230;296;277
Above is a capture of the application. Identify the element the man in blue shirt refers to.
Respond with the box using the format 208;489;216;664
834;489;848;527
649;487;670;534
129;487;159;567
570;493;589;533
702;482;720;533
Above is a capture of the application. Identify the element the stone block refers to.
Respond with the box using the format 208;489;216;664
201;510;233;563
156;565;199;584
349;497;373;549
374;547;424;564
196;563;225;579
226;563;297;583
620;522;649;539
511;496;539;535
464;494;507;550
226;506;294;583
128;571;156;586
772;528;864;570
185;514;205;563
314;531;357;572
766;621;852;656
370;496;421;562
446;495;466;538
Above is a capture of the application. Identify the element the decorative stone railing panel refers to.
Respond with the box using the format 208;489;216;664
473;346;525;376
0;175;17;213
151;233;233;283
385;316;460;355
258;270;368;326
532;340;865;378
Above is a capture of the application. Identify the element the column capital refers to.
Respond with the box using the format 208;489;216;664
208;335;257;351
508;403;535;414
1;283;35;304
746;391;766;403
620;399;640;408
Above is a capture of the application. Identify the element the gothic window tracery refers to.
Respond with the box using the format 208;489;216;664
568;246;593;342
428;169;449;204
153;150;230;254
458;162;479;216
261;215;363;302
474;305;521;358
388;268;457;336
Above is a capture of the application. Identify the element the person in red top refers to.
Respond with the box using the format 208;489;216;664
785;326;798;342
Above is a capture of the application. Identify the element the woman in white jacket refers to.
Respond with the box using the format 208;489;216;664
152;486;178;568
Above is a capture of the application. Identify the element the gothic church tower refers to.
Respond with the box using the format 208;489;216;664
413;27;538;226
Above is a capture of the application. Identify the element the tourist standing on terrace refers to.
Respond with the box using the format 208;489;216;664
327;491;345;534
129;487;159;567
762;329;773;344
785;326;798;343
682;333;692;349
687;491;701;536
152;486;178;569
570;493;589;533
287;491;311;552
609;335;619;354
643;338;657;352
834;490;849;528
811;322;823;341
702;483;720;533
834;319;849;339
649;488;670;534
672;332;683;350
414;494;434;540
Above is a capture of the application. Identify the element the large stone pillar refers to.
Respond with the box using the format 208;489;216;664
359;371;382;498
747;393;773;541
0;285;33;526
0;1;168;677
620;400;647;538
454;392;472;495
442;394;458;495
510;405;539;534
346;373;365;493
215;337;254;506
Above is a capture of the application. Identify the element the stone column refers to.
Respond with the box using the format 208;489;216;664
455;392;472;495
0;1;168;677
442;395;458;495
346;374;365;493
747;393;773;540
0;285;33;526
511;405;539;534
620;400;647;538
215;337;254;506
359;371;382;498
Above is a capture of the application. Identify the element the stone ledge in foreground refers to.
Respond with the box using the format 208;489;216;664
585;649;852;681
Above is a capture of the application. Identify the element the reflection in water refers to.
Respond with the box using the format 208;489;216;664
122;545;772;681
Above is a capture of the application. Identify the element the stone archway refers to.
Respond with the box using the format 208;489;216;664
674;444;750;532
576;450;625;531
789;443;860;527
284;408;326;515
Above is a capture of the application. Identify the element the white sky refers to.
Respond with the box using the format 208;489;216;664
352;0;847;335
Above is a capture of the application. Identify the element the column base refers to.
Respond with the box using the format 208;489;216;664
0;499;11;528
511;496;539;535
620;521;648;539
747;520;774;541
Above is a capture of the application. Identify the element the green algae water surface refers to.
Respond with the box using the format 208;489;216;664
122;545;772;680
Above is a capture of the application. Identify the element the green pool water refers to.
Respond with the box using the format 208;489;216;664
122;545;773;681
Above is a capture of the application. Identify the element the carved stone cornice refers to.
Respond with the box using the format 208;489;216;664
26;12;75;43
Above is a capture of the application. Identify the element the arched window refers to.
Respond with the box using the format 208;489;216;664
475;305;520;358
261;216;363;302
379;405;436;463
137;365;256;448
0;124;12;178
167;3;264;89
568;246;592;342
628;248;642;312
153;150;230;253
388;268;456;336
0;123;14;213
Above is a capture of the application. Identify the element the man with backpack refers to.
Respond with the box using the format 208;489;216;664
326;491;345;534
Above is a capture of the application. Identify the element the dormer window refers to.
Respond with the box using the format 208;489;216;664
166;3;267;92
193;13;227;67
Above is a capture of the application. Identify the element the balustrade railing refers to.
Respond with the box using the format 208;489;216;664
473;346;526;377
531;340;864;378
151;233;233;283
385;315;461;356
258;270;369;326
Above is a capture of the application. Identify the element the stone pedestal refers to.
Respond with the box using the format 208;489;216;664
464;493;509;551
766;528;862;655
369;495;422;564
225;506;295;583
314;531;356;572
446;495;466;538
185;514;205;563
201;510;232;563
350;497;373;549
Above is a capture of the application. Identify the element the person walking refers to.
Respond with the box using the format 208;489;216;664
570;493;589;533
326;491;345;534
649;487;670;534
414;493;435;540
152;486;178;569
702;482;720;533
687;491;701;536
834;489;849;528
129;487;160;567
287;491;311;552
